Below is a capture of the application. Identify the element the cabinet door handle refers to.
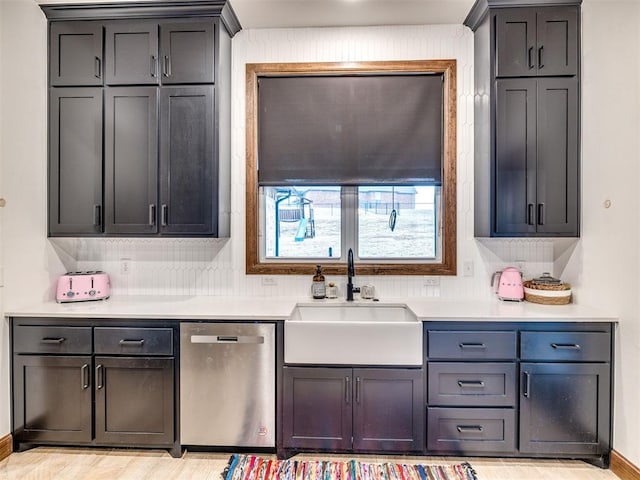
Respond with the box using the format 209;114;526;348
528;203;535;225
81;364;89;389
41;337;65;344
538;45;544;69
163;56;171;77
345;376;351;404
538;203;545;225
149;204;156;226
119;339;145;346
355;377;361;404
161;204;168;226
150;55;158;78
458;380;485;388
93;204;102;227
523;371;531;398
551;343;581;350
459;343;486;349
94;56;101;78
96;364;104;390
457;425;484;433
528;47;534;69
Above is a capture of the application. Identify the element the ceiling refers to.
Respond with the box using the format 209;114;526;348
228;0;477;29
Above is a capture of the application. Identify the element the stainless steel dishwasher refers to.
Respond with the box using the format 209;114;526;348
180;322;275;447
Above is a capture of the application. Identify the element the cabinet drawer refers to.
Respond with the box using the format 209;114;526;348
521;331;610;362
13;325;92;354
428;331;516;360
427;407;515;454
428;363;516;407
94;327;173;355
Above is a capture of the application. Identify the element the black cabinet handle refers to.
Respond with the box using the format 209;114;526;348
96;364;104;390
523;371;531;398
41;337;65;344
81;364;89;389
457;425;484;433
528;47;534;69
94;56;101;78
345;377;350;404
150;55;158;78
538;203;545;225
551;343;581;350
355;377;361;404
528;203;535;225
538;45;544;69
94;204;102;227
149;204;156;226
459;343;486;349
119;339;145;346
458;380;485;388
161;204;168;226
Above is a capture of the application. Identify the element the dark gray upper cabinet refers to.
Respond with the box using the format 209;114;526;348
160;86;215;235
50;21;103;86
42;2;239;237
495;78;578;235
105;21;159;85
496;7;578;77
49;88;103;235
105;87;159;234
466;0;580;237
160;22;215;84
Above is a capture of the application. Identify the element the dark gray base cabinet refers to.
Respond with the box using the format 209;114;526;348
282;366;424;454
11;319;179;456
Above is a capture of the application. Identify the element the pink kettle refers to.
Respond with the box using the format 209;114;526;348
492;267;524;301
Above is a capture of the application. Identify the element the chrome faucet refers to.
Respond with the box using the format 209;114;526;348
346;248;359;301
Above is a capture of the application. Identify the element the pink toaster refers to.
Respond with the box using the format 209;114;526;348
56;271;111;303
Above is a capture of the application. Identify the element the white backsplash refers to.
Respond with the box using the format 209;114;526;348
57;25;555;300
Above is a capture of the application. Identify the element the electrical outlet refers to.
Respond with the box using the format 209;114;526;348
120;258;131;275
262;277;278;286
424;276;440;286
463;260;474;277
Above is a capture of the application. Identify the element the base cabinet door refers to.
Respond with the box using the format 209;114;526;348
13;355;92;444
94;356;174;446
283;367;352;451
352;368;424;452
519;362;610;455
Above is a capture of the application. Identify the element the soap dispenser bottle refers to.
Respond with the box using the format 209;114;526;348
312;265;326;299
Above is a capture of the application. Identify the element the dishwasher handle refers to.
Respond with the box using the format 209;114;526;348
190;335;265;344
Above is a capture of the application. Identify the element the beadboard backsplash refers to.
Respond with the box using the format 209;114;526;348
54;24;555;299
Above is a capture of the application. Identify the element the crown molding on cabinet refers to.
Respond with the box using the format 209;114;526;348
464;0;582;31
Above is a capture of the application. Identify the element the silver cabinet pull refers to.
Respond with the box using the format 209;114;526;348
457;425;484;433
96;364;104;390
458;380;485;388
459;343;486;349
345;376;351;404
163;56;171;77
523;371;531;398
355;377;361;403
190;335;264;344
150;55;158;78
149;204;156;226
81;364;89;389
94;56;101;78
551;343;581;350
528;203;535;225
161;204;168;226
538;203;545;225
538;45;544;68
119;339;145;346
41;337;65;344
528;47;534;69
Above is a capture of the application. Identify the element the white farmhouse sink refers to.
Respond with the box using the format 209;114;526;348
285;303;422;365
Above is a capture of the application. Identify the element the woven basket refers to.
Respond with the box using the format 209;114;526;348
523;280;572;305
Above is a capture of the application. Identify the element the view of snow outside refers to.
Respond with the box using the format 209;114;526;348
263;186;436;259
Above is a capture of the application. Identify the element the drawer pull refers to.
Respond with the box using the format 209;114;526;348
457;425;484;433
41;337;65;344
551;343;581;350
458;380;485;388
119;339;145;346
459;343;486;349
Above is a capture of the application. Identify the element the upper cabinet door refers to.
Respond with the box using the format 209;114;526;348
50;22;103;86
495;7;578;78
536;7;578;77
105;21;159;85
159;22;215;84
495;8;537;78
49;88;103;235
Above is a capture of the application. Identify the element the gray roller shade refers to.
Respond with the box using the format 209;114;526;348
257;74;443;186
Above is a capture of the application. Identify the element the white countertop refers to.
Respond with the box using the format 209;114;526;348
5;295;618;322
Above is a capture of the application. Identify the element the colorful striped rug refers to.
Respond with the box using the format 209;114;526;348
222;454;478;480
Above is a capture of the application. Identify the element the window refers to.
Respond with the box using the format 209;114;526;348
246;61;457;275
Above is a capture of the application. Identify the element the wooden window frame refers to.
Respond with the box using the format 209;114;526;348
246;60;457;276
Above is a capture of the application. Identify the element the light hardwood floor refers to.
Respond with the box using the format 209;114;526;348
0;447;622;480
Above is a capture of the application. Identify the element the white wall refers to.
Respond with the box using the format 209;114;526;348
563;0;640;466
0;0;7;438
